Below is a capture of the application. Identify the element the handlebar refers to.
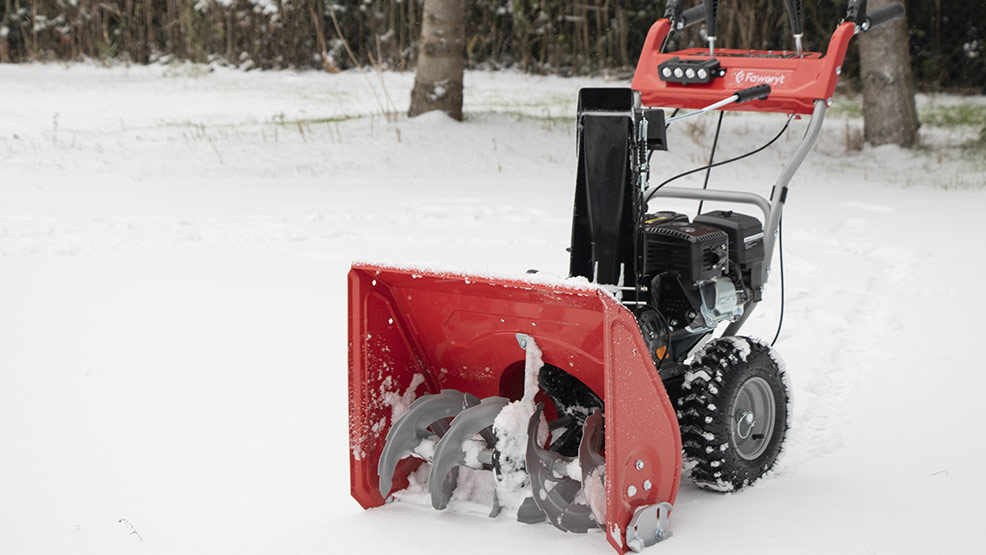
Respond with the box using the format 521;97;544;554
782;0;804;54
672;1;904;39
665;84;772;125
703;0;720;40
735;84;771;103
846;1;906;32
679;5;706;30
782;0;804;36
865;3;906;30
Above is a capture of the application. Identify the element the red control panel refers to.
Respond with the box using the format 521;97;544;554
631;19;855;115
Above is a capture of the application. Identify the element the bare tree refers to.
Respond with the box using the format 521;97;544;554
408;0;465;120
858;0;919;148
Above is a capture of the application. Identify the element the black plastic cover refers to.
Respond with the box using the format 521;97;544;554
577;88;635;113
643;221;728;284
695;210;765;300
644;212;689;225
643;109;668;151
694;211;763;265
658;57;721;85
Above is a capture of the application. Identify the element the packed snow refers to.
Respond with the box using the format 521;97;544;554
491;334;547;518
381;373;426;424
2;62;986;555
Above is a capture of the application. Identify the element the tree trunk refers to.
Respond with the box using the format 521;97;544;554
408;0;465;121
858;0;919;148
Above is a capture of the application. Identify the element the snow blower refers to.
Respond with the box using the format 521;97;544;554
349;1;905;552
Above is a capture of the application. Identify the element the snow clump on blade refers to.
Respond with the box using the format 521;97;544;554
492;335;549;517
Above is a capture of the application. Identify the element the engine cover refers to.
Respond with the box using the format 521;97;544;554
642;220;728;284
694;210;766;301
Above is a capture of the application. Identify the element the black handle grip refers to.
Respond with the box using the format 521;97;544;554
735;84;771;103
679;5;705;29
704;0;720;38
866;3;905;30
783;0;804;36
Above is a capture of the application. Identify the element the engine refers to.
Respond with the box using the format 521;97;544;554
641;210;765;334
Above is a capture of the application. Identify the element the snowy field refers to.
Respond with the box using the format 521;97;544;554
2;63;986;554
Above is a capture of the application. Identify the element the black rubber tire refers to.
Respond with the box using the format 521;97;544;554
676;336;789;492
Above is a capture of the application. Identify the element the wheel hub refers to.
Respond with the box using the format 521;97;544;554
735;411;755;439
730;376;776;460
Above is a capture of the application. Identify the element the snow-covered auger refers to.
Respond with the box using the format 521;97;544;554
349;1;905;552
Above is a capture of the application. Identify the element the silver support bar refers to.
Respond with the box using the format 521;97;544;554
761;99;826;268
666;95;737;124
724;99;828;336
646;187;771;221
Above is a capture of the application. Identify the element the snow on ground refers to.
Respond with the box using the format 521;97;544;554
1;62;985;554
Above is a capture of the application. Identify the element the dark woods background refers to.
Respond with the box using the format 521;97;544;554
1;0;983;91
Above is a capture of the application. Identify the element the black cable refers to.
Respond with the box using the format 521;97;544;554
645;114;795;204
767;114;807;347
770;216;785;347
767;109;808;346
660;20;680;53
697;111;725;215
660;32;672;53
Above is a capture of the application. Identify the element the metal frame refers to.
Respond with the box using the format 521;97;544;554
648;187;771;221
648;99;828;334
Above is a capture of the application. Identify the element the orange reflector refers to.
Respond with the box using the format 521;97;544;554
655;346;667;360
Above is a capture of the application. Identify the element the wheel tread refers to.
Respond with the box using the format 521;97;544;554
674;336;789;492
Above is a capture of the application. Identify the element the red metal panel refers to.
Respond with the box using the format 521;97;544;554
631;19;855;115
348;271;433;508
603;309;682;553
348;264;681;552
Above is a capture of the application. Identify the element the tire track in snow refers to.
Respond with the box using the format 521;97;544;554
776;228;914;470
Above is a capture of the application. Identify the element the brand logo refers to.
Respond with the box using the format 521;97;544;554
733;70;787;87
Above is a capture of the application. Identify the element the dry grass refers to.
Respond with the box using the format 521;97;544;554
843;121;865;152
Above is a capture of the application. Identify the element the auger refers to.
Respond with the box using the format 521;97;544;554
349;1;906;552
